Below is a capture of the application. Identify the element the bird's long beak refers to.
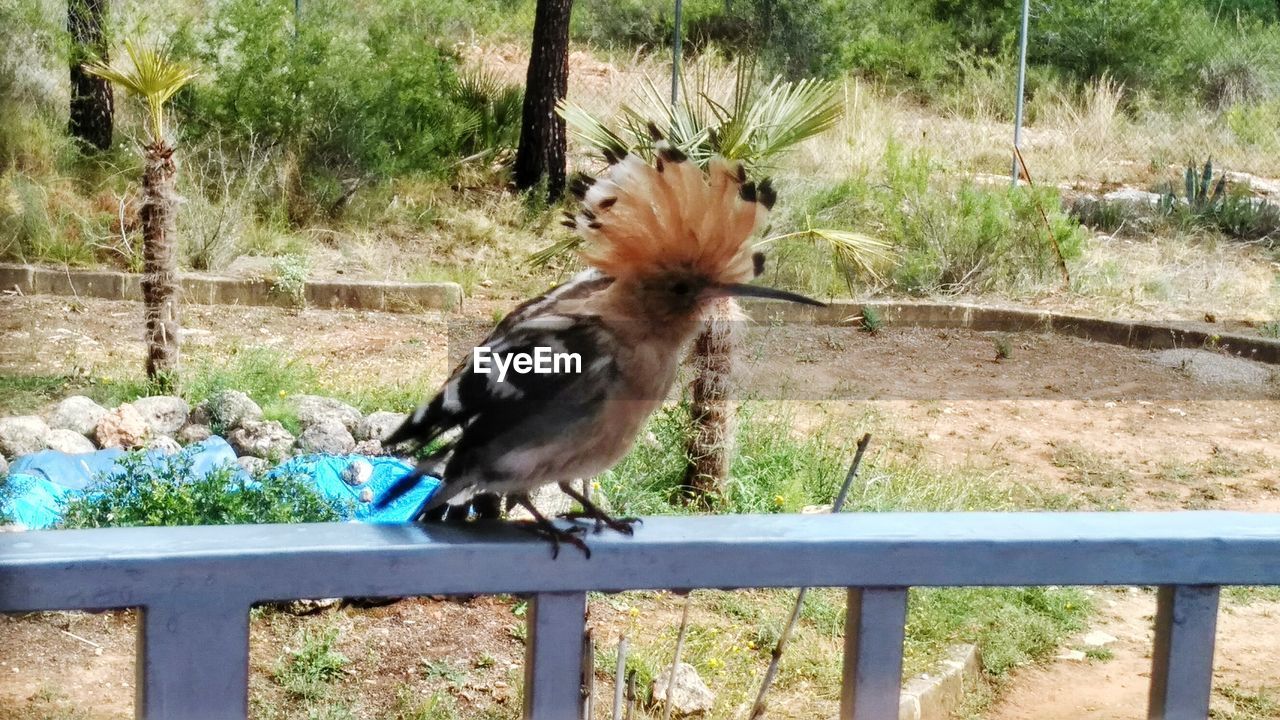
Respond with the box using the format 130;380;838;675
716;283;826;307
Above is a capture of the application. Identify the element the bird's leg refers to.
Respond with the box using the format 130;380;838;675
557;481;642;536
511;495;591;560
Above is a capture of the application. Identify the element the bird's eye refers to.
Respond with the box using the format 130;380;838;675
671;281;691;296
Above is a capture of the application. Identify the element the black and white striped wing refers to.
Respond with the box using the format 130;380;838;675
375;314;619;509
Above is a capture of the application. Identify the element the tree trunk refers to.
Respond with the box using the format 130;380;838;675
68;0;114;151
682;298;741;504
514;0;572;201
141;142;180;385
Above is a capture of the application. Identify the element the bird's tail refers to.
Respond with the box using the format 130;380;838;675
564;126;775;287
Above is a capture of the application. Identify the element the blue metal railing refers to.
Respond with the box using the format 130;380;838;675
3;511;1278;719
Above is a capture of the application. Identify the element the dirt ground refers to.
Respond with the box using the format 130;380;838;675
1;294;1278;718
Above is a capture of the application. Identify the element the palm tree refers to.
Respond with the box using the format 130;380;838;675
559;61;889;501
86;41;198;387
68;0;113;150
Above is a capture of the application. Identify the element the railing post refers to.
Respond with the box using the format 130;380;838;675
136;597;249;720
523;591;588;720
1148;585;1220;720
841;587;909;720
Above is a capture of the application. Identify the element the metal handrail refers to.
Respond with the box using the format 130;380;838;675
3;511;1277;719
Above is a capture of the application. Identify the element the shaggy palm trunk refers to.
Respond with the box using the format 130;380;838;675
682;298;741;503
68;0;113;150
514;0;572;201
141;141;180;383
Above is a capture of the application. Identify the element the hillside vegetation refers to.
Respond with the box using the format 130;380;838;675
1;0;1278;319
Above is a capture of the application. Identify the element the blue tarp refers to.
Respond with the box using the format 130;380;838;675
266;454;439;523
1;436;439;529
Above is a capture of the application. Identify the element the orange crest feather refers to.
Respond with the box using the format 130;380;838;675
566;142;775;285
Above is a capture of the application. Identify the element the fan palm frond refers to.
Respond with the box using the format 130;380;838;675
550;60;876;278
85;40;198;144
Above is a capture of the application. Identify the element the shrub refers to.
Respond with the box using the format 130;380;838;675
450;68;525;158
60;448;342;528
800;147;1085;295
184;0;493;195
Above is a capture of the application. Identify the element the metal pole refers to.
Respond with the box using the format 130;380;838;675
1011;0;1030;185
672;0;684;104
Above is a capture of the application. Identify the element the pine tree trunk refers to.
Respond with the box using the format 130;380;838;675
141;141;180;384
68;0;113;151
682;298;741;504
514;0;572;201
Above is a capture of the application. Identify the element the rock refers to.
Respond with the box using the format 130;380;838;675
0;416;51;457
359;487;374;503
95;404;149;449
205;390;263;431
147;435;182;455
507;483;573;521
1223;170;1280;198
187;401;211;426
228;420;295;460
1056;649;1088;662
355;411;407;442
1081;630;1117;647
293;395;362;432
132;396;190;435
46;396;107;437
284;597;341;615
342;459;373;486
352;439;384;456
1102;188;1163;206
296;419;356;455
652;662;715;716
0;453;9;476
177;423;212;445
237;455;269;476
45;428;97;454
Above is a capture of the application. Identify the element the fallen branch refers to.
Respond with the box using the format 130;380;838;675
747;433;873;720
1013;145;1072;288
661;592;694;720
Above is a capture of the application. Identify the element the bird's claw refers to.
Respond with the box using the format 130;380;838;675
558;511;643;536
516;519;591;559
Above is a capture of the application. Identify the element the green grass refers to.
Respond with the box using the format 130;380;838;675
274;627;350;702
592;401;1089;713
602;400;1071;517
0;374;84;416
1214;684;1280;720
389;686;463;720
1223;586;1280;604
0;343;430;433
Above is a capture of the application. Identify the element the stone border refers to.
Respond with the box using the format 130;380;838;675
0;263;461;312
900;644;982;720
5;263;1276;364
741;299;1280;365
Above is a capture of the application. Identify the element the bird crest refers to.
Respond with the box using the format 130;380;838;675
564;134;774;287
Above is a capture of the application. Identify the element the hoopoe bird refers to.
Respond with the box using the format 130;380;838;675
377;134;822;557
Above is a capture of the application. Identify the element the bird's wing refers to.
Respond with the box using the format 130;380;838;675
375;313;620;510
485;268;612;342
383;271;612;450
